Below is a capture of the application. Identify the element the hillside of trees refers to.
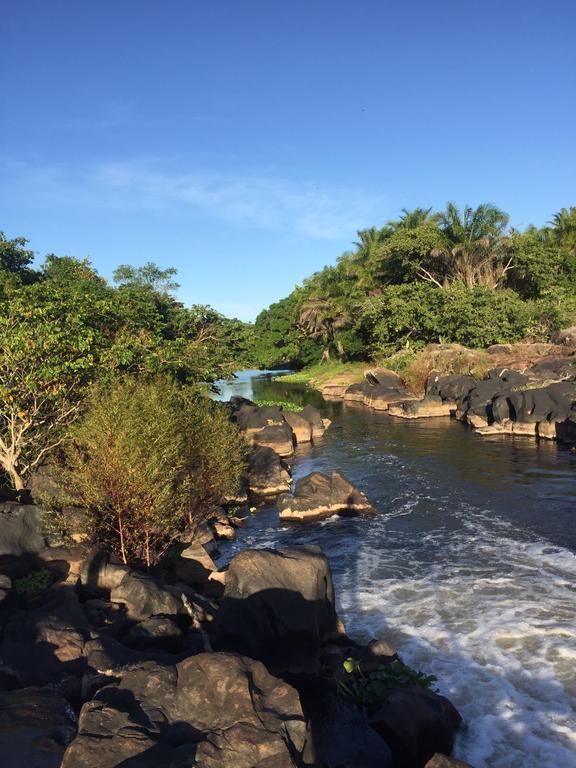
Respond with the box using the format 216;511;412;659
252;204;576;369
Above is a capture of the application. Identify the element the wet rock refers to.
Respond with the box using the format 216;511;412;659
111;571;182;621
61;653;307;768
211;545;339;675
388;397;455;419
0;503;44;556
0;686;77;768
246;446;291;495
278;471;375;522
284;410;313;442
370;686;462;768
301;404;331;436
252;421;295;457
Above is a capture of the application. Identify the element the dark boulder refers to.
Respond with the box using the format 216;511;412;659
301;404;330;437
61;653;307;768
278;471;375;522
0;686;77;768
300;678;393;768
79;548;130;595
283;410;313;442
493;381;576;426
252;421;295;457
246;445;292;496
110;571;182;621
0;586;89;687
211;545;339;675
370;686;462;768
426;374;477;403
529;357;576;381
120;615;185;653
0;503;44;556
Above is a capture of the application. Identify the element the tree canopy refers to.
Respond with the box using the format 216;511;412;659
252;202;576;368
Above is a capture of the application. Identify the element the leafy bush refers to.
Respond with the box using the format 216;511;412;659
253;399;302;412
338;658;437;711
61;379;246;567
181;391;247;526
14;568;52;596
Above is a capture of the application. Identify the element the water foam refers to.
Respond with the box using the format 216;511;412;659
337;509;576;767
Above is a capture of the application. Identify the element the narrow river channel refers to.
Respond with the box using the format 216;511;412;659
215;370;576;768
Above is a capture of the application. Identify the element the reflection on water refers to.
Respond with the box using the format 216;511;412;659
216;371;576;768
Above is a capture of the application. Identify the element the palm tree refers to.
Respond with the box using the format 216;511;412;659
548;207;576;255
298;296;349;362
387;207;441;231
420;203;512;289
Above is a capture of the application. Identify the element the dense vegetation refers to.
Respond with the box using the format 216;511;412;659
252;204;576;368
0;233;250;567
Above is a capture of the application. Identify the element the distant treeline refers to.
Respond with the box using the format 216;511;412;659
251;204;576;368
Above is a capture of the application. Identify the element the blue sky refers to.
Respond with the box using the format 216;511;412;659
1;0;575;321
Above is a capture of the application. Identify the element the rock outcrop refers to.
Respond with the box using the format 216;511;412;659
61;653;307;768
211;545;339;675
278;470;376;522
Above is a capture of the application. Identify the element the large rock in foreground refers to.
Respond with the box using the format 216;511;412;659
211;545;339;674
278;471;375;522
61;653;306;768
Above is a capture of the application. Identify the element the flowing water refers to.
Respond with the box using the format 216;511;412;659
215;371;576;767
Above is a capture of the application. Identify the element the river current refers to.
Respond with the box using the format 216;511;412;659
215;370;576;767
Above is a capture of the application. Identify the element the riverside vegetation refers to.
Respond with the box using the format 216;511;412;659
251;203;576;370
1;205;575;768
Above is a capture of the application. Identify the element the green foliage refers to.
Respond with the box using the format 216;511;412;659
0;238;251;489
60;378;246;566
180;391;248;524
252;202;576;368
339;658;437;710
14;568;52;596
253;399;302;412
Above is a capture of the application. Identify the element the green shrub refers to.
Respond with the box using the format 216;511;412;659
181;391;247;527
14;568;52;596
338;658;437;711
61;378;246;567
253;399;302;412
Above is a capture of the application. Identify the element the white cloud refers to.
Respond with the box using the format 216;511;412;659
2;158;388;241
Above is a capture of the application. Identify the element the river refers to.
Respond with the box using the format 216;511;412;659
214;370;576;768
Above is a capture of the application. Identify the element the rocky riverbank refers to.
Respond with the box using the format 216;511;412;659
314;342;576;447
0;504;470;768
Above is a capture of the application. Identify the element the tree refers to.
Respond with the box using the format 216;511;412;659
0;281;115;489
548;207;576;256
422;203;513;289
298;296;349;361
387;207;441;231
113;261;180;294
